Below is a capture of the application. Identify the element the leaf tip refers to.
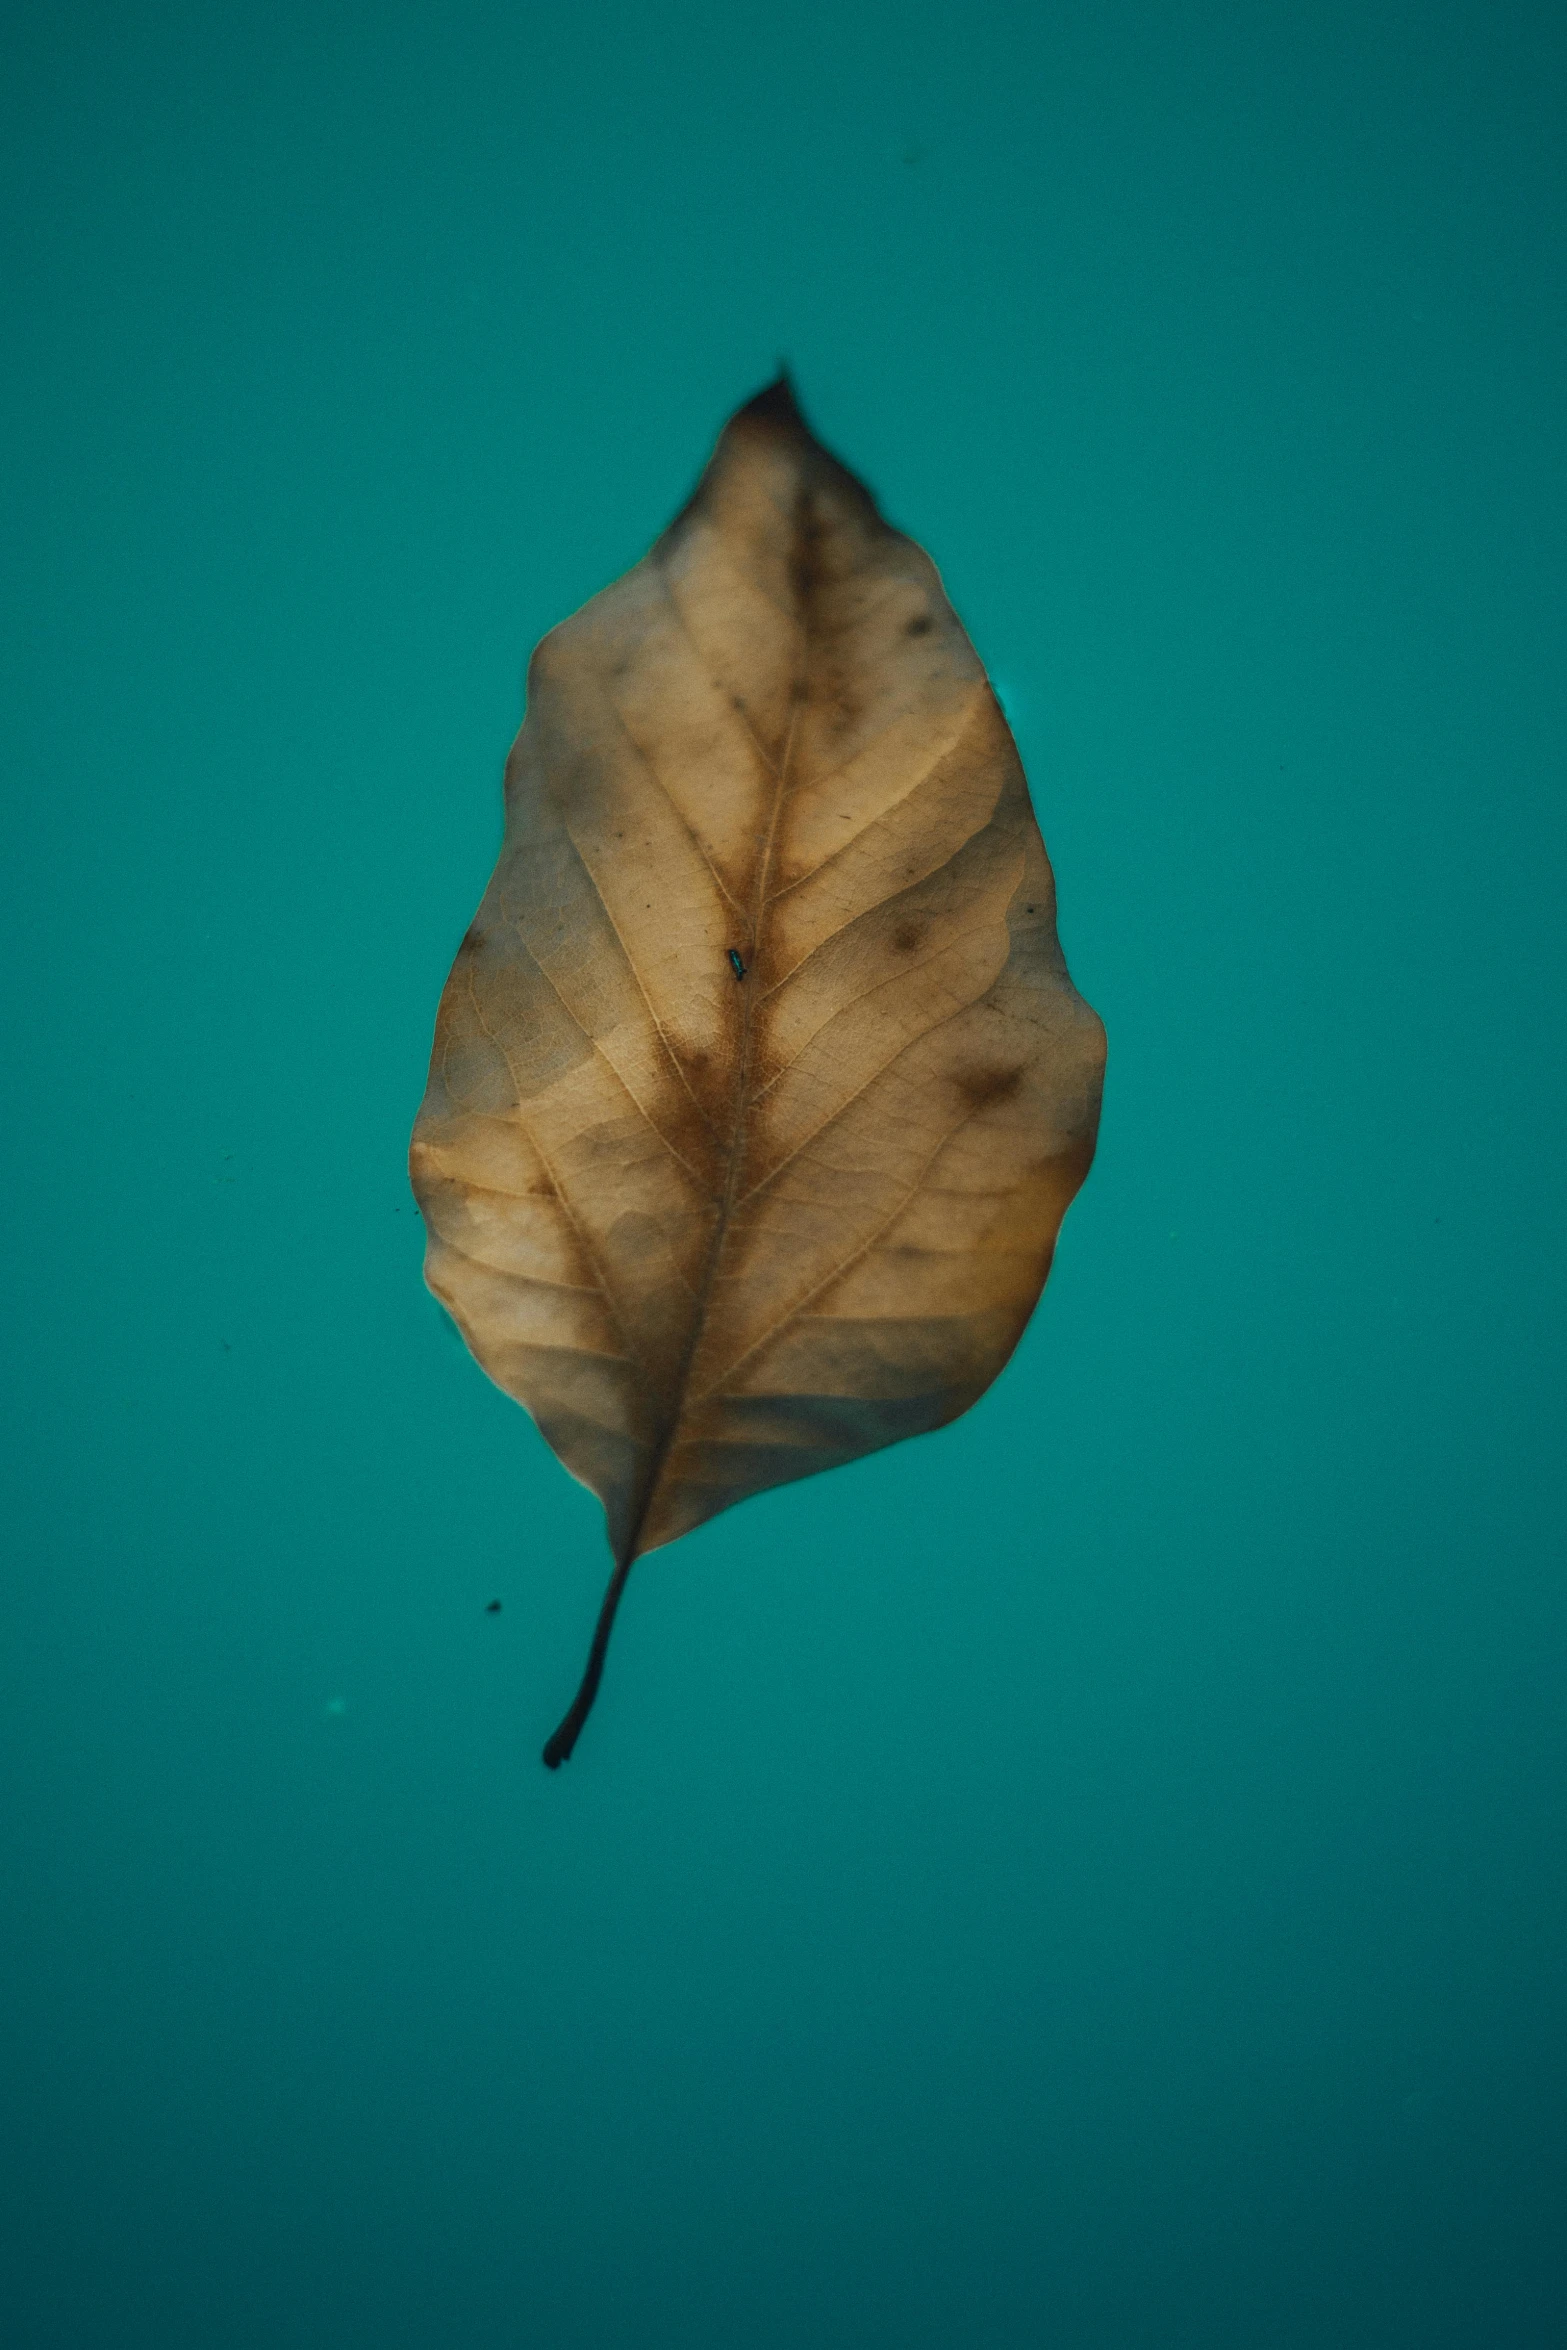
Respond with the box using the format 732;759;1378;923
734;367;808;434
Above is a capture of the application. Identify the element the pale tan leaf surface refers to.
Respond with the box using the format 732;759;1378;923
409;378;1106;1763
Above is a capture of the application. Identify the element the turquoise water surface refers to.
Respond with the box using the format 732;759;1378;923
4;4;1564;2345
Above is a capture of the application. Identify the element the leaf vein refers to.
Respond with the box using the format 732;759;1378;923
694;1107;980;1400
736;996;980;1210
598;685;747;922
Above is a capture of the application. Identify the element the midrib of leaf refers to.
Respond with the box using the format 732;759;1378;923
537;654;803;1771
613;695;802;1570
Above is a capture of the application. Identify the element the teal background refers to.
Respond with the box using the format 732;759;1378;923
3;3;1564;2343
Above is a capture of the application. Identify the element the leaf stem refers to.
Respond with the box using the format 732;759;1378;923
541;1549;638;1768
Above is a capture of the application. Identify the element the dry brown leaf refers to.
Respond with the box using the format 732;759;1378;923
410;378;1106;1765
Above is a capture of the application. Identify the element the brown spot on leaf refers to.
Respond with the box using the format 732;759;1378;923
956;1064;1023;1111
905;613;933;637
892;919;926;953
